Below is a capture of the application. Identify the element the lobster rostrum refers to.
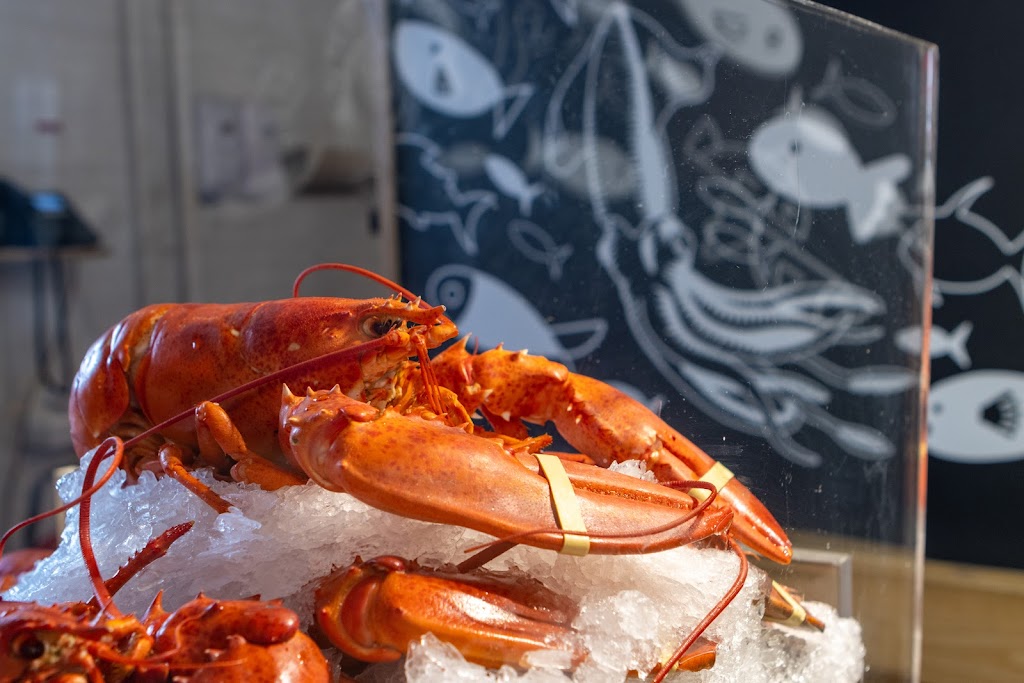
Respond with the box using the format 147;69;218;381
0;438;330;682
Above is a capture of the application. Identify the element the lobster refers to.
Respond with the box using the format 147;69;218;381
314;554;723;678
0;437;331;682
62;263;819;673
68;264;791;565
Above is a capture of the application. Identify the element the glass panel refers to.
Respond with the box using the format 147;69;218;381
387;1;936;680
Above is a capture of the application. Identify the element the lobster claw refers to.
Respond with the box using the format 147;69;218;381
281;386;733;555
430;343;793;565
315;556;720;673
315;555;582;668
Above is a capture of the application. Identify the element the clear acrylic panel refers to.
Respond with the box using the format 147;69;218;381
383;0;937;680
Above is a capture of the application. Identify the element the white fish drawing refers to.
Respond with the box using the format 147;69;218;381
748;94;911;244
396;133;497;255
811;58;897;128
929;370;1024;465
438;141;493;174
932;177;1024;312
424;264;607;367
392;20;534;138
543;131;637;201
644;42;717;110
679;0;802;77
507;219;573;280
895;322;973;370
483;154;545;216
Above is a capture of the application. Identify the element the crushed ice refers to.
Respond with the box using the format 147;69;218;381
4;452;865;682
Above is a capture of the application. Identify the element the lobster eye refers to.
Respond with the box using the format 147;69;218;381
12;633;45;660
362;316;404;338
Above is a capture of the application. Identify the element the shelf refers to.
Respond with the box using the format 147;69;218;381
0;246;105;264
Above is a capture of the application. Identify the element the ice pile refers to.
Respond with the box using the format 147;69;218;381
4;457;865;682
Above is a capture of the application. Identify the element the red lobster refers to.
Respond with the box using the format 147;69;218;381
0;439;331;682
0;549;51;593
68;263;790;564
314;554;723;677
63;263;817;674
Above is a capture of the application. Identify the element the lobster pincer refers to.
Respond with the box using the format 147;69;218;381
280;385;733;556
429;341;793;565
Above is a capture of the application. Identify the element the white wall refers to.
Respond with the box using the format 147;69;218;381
0;0;393;543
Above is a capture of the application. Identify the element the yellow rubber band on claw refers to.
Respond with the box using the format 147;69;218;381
687;461;735;502
774;581;809;627
536;454;590;556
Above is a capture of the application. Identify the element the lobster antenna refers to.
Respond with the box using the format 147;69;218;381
77;445;195;617
78;438;128;617
292;262;425;305
652;536;749;683
120;336;401;452
0;436;125;561
292;262;456;334
457;479;719;572
113;263;458;449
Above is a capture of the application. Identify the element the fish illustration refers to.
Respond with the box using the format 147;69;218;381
932;177;1024;312
438;140;493;175
507;219;573;280
810;58;897;128
643;42;717;111
392;20;534;138
679;0;802;77
395;133;497;255
424;264;607;367
555;3;904;467
748;94;911;244
483;154;545;216
929;370;1024;465
895;322;973;370
542;131;637;201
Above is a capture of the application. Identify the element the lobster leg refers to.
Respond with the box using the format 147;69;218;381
281;386;733;555
430;341;793;565
152;400;312;515
195;401;308;490
158;443;234;514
